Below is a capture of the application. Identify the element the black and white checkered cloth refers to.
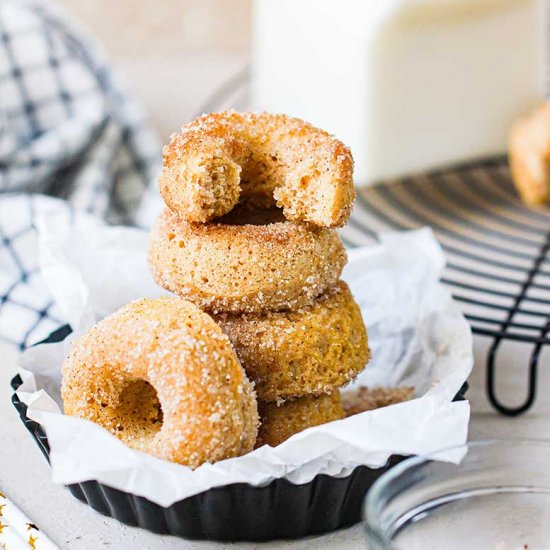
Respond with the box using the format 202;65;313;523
0;0;161;350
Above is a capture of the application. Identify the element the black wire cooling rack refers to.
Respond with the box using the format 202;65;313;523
341;158;550;416
201;72;550;416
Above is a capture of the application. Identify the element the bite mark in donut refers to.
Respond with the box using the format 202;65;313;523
159;111;355;227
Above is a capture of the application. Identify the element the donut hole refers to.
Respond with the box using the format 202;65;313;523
217;205;285;226
114;379;163;447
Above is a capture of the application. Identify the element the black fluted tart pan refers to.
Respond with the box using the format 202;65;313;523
11;325;467;541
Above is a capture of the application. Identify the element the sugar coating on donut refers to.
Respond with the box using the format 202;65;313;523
256;391;344;448
61;297;259;468
159;111;355;227
148;207;347;314
342;386;415;417
214;281;370;401
509;101;550;206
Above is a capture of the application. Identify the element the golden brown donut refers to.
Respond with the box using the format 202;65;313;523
214;281;370;401
256;391;344;448
159;111;355;227
509;101;550;206
148;207;347;314
61;297;258;468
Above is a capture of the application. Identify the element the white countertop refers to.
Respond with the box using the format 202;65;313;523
2;333;549;549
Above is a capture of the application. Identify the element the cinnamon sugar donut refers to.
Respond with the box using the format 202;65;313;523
148;207;347;314
256;391;344;448
159;111;355;227
509;101;550;205
61;297;258;468
214;282;370;401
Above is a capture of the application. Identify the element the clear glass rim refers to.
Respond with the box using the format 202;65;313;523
363;438;550;549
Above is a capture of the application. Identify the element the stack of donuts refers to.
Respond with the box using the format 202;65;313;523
62;111;371;468
148;111;370;448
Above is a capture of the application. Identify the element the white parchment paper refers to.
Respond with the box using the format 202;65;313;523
15;212;472;506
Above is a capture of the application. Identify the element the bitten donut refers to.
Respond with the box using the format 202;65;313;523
159;111;355;227
61;297;258;468
148;207;347;314
256;391;344;448
214;281;370;401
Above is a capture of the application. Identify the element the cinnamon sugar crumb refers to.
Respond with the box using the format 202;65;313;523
342;387;414;417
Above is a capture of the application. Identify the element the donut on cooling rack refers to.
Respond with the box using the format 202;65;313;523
159;111;355;228
61;297;258;468
214;281;370;401
147;206;347;314
256;391;344;448
509;101;550;206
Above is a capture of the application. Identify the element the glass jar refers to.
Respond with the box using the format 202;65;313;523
365;439;550;549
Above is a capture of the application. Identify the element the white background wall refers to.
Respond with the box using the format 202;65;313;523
58;0;252;140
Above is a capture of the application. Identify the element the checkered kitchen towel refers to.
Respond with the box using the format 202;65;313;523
0;0;161;350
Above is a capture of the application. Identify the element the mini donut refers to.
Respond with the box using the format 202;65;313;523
256;391;344;448
61;297;258;468
214;281;370;401
509;101;550;206
148;207;347;314
159;111;355;227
